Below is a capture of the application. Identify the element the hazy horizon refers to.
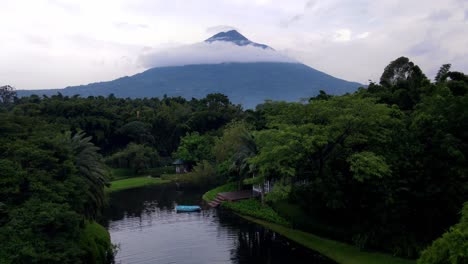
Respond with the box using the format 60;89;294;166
1;0;467;90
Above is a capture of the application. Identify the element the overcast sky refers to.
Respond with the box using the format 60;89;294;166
1;0;467;89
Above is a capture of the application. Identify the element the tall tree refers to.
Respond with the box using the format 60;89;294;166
63;131;109;219
0;85;16;104
434;64;451;83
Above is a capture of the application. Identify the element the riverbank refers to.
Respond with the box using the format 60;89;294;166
202;185;415;264
241;215;414;264
201;182;237;201
107;176;170;192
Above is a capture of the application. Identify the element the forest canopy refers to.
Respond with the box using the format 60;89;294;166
0;57;467;263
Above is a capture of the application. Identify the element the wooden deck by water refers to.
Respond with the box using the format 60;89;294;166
208;190;255;207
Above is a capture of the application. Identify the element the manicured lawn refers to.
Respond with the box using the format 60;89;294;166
241;215;415;264
110;167;175;181
223;199;290;226
202;182;238;202
107;176;170;192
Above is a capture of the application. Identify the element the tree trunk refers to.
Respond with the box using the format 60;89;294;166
238;169;242;191
260;183;265;205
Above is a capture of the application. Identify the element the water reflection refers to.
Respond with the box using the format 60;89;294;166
104;185;335;264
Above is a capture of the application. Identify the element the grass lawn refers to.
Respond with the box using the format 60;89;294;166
223;199;290;226
107;176;170;192
241;215;415;264
202;182;238;202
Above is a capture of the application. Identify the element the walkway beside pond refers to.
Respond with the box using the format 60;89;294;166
208;190;256;207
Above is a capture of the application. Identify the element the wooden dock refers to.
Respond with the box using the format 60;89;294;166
208;190;255;207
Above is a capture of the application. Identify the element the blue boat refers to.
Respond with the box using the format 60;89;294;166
175;205;201;212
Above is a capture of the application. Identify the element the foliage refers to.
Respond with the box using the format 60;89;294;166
188;160;218;186
143;166;175;177
213;122;257;187
222;199;290;227
272;200;345;238
0;200;83;263
347;151;391;182
62;131;110;219
173;132;214;163
362;56;430;110
264;181;292;203
245;57;468;257
0;114;112;263
117;121;155;145
106;143;159;174
0;85;16;105
12;93;242;155
161;161;218;188
418;202;468;264
202;182;238;202
79;221;113;264
434;64;451;83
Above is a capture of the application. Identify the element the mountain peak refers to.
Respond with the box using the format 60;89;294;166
206;30;248;42
205;30;271;50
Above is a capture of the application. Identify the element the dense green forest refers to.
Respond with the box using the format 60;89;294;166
0;57;467;263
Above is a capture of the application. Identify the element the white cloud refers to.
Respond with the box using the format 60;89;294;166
356;32;370;39
206;25;239;34
333;29;352;42
0;0;467;89
139;41;295;68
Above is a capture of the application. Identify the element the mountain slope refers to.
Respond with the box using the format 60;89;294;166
18;30;362;108
18;62;361;108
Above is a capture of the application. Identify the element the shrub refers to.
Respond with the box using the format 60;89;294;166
105;143;159;174
161;161;219;188
418;202;468;264
264;181;291;203
79;221;113;264
143;166;175;177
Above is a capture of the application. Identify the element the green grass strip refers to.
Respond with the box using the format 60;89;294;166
240;215;415;264
223;199;290;227
107;176;170;192
202;182;238;202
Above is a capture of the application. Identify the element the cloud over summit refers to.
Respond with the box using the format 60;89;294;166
139;41;296;68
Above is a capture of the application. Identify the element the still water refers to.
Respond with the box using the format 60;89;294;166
104;185;335;264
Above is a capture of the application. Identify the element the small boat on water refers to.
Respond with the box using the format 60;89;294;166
175;205;201;212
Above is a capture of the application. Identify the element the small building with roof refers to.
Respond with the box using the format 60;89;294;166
172;159;188;174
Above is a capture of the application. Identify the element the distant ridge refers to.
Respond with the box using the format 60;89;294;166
17;30;362;108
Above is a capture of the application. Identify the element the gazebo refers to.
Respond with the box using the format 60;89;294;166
172;159;188;174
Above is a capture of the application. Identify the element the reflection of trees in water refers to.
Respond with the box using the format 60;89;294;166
104;185;205;223
226;215;336;264
105;188;335;264
232;226;274;263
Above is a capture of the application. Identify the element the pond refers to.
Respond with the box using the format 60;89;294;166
104;185;336;264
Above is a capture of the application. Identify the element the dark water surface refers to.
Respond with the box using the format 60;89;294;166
104;185;335;264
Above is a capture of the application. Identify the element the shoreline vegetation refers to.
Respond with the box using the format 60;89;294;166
107;176;170;192
202;185;415;264
241;215;414;264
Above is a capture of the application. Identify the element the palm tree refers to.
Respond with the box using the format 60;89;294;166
229;130;257;190
63;131;109;219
